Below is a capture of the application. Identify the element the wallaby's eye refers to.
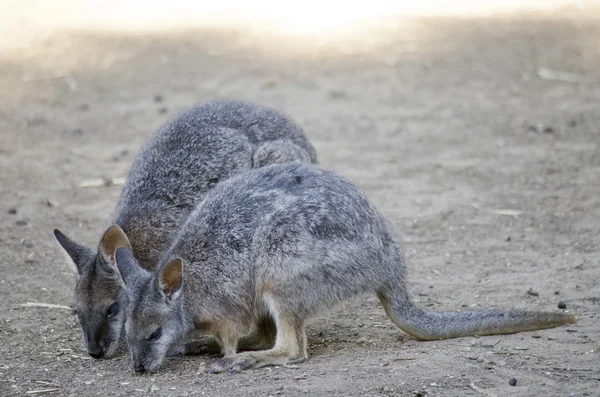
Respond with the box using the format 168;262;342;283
106;302;120;318
71;309;79;316
148;327;162;341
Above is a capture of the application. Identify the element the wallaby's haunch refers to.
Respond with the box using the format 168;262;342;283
115;163;576;373
53;100;317;359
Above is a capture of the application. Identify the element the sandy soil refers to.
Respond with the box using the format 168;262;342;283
1;2;599;396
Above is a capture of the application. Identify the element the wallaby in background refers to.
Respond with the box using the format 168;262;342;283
53;100;317;359
115;162;576;373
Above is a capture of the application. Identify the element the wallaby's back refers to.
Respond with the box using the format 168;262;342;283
114;100;317;265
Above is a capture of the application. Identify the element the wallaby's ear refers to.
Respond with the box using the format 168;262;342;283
99;225;131;264
53;229;94;275
157;258;183;300
115;246;141;285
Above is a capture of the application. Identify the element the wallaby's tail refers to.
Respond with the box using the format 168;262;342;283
377;283;576;341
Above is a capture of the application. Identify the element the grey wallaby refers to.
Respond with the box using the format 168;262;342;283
115;162;576;373
53;100;317;359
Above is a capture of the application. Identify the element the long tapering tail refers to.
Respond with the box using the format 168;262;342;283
377;285;576;340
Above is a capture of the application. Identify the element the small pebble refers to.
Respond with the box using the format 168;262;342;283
22;239;34;248
526;288;539;296
505;236;511;242
8;207;17;215
154;94;163;103
158;107;168;114
382;386;392;393
509;378;517;386
16;220;28;226
543;126;554;134
329;89;348;99
558;301;567;309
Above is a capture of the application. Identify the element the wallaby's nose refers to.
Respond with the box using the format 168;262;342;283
88;347;104;359
134;363;146;373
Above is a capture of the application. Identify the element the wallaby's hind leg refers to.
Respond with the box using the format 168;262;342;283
209;302;307;373
238;315;277;351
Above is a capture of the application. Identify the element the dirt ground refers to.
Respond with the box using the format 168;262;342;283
1;2;599;396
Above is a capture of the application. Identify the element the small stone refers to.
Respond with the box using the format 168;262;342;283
554;290;560;295
153;94;163;103
477;357;485;363
505;236;511;242
509;377;517;386
22;239;34;248
543;126;554;134
526;288;539;296
262;76;278;89
558;301;567;309
329;89;347;99
382;386;392;392
7;207;17;215
16;220;28;226
158;107;168;114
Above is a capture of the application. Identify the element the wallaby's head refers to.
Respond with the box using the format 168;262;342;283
115;247;186;373
53;225;131;359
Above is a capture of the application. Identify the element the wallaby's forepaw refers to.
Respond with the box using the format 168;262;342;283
172;340;221;357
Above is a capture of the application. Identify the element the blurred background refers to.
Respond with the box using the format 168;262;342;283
1;1;599;396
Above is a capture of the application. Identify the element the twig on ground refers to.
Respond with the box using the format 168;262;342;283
21;302;71;310
26;389;60;395
470;382;497;397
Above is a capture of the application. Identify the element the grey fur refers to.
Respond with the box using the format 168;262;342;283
54;100;317;359
117;163;576;373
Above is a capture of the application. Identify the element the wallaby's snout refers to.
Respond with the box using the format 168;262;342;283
87;346;104;359
133;362;146;373
84;326;108;359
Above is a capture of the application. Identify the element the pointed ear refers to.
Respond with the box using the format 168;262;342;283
157;258;183;300
53;229;94;275
99;225;131;264
115;246;142;285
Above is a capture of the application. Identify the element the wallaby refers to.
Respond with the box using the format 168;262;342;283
115;162;576;373
53;100;317;359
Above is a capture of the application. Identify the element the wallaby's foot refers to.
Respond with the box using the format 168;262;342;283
208;349;307;374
